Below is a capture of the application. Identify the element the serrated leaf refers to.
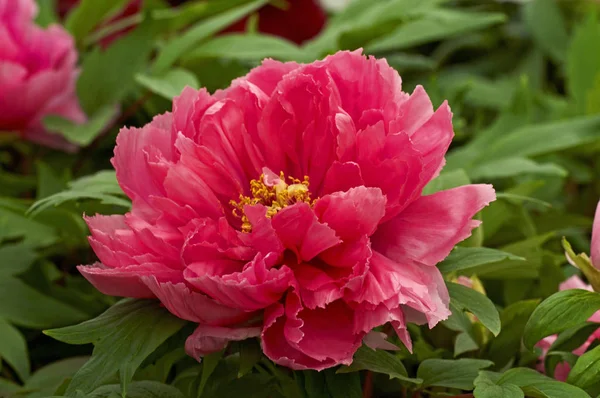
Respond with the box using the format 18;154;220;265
417;358;493;390
438;247;525;274
523;289;600;350
448;282;501;336
46;299;186;396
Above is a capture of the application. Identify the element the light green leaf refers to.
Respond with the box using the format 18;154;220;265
567;345;600;389
0;318;29;381
417;358;493;390
43;105;118;147
523;0;568;63
35;0;59;27
448;282;501;336
135;68;199;100
422;169;471;195
523;289;600;350
474;371;523;398
470;158;567;180
45;299;187;396
77;20;158;115
185;34;312;62
152;0;268;74
0;277;88;329
337;346;421;384
65;0;130;43
367;9;506;52
438;247;525;274
567;14;600;114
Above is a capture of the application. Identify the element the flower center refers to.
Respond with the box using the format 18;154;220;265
230;171;315;233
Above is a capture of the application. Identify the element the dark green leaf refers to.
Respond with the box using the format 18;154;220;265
325;370;361;398
474;371;524;398
499;368;590;398
45;299;186;396
337;345;420;384
65;0;130;42
523;289;600;350
448;282;501;336
88;381;184;398
0;318;29;381
238;339;261;377
417;358;493;390
0;277;88;329
198;350;224;397
438;247;525;274
23;357;89;398
0;243;37;277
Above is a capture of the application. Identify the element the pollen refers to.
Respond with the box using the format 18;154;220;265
230;171;315;233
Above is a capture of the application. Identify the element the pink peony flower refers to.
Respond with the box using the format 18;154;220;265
0;0;85;151
78;50;496;370
536;275;600;381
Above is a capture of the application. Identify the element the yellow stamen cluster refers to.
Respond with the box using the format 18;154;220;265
230;172;314;233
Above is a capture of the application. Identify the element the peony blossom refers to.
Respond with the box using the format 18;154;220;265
0;0;85;150
537;275;600;381
78;50;496;370
222;0;326;44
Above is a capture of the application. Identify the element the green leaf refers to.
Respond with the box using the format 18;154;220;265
185;34;312;63
474;371;524;398
35;0;59;27
0;318;29;381
325;370;362;398
135;68;199;100
43;105;118;147
488;300;539;368
152;0;268;74
523;289;600;350
523;0;568;63
498;368;590;398
417;358;493;390
484;115;600;161
422;169;471;195
77;19;158;115
567;14;600;114
45;299;187;396
0;277;88;329
337;345;421;384
447;282;501;336
367;9;506;52
28;170;130;216
23;357;89;398
238;339;261;377
198;350;224;397
65;0;130;43
438;247;525;274
470;158;567;180
88;381;184;398
568;345;600;389
0;243;37;277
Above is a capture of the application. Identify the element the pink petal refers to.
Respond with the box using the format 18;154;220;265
592;200;600;269
241;58;300;96
271;203;341;262
142;276;251;325
373;184;496;267
186;325;261;360
77;262;181;298
363;331;401;351
314;186;386;240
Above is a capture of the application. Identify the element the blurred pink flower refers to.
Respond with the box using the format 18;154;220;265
536;275;600;380
78;50;495;370
0;0;85;151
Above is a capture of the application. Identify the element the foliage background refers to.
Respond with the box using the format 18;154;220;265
2;0;600;397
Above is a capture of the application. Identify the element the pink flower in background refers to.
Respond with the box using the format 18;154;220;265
0;0;85;151
537;275;600;381
78;50;496;370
